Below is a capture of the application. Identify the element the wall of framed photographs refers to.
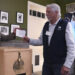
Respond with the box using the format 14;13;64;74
0;0;27;36
0;11;24;35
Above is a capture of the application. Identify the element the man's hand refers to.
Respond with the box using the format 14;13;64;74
23;36;30;43
61;66;70;75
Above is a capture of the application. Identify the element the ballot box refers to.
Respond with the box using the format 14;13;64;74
0;47;32;75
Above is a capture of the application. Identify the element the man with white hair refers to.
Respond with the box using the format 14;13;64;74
23;3;75;75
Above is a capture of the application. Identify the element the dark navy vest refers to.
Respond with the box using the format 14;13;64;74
42;19;68;64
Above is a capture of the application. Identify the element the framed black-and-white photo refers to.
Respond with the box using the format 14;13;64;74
0;26;9;35
11;24;20;33
0;11;8;23
17;12;24;23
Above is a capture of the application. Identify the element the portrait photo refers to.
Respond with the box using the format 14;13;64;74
17;12;24;23
0;11;8;23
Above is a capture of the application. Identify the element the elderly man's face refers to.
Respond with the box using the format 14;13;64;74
46;7;57;21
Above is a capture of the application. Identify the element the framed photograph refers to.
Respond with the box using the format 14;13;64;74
0;11;8;23
0;26;9;35
11;24;20;33
17;12;24;23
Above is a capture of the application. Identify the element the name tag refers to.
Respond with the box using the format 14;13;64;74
45;31;51;36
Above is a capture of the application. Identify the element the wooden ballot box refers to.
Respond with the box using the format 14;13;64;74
0;47;32;75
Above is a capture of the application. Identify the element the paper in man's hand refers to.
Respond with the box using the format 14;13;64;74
16;29;26;38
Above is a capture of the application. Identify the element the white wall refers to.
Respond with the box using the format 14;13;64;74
27;1;47;72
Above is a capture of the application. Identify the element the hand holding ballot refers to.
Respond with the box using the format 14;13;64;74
23;36;30;42
13;28;29;42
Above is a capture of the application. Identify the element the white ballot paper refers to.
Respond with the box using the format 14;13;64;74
16;29;26;38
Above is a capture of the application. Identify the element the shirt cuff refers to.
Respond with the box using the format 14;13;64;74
63;58;75;68
29;38;33;44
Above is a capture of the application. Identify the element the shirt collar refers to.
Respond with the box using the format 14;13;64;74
49;17;61;26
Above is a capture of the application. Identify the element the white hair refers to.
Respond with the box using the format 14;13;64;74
46;3;61;17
